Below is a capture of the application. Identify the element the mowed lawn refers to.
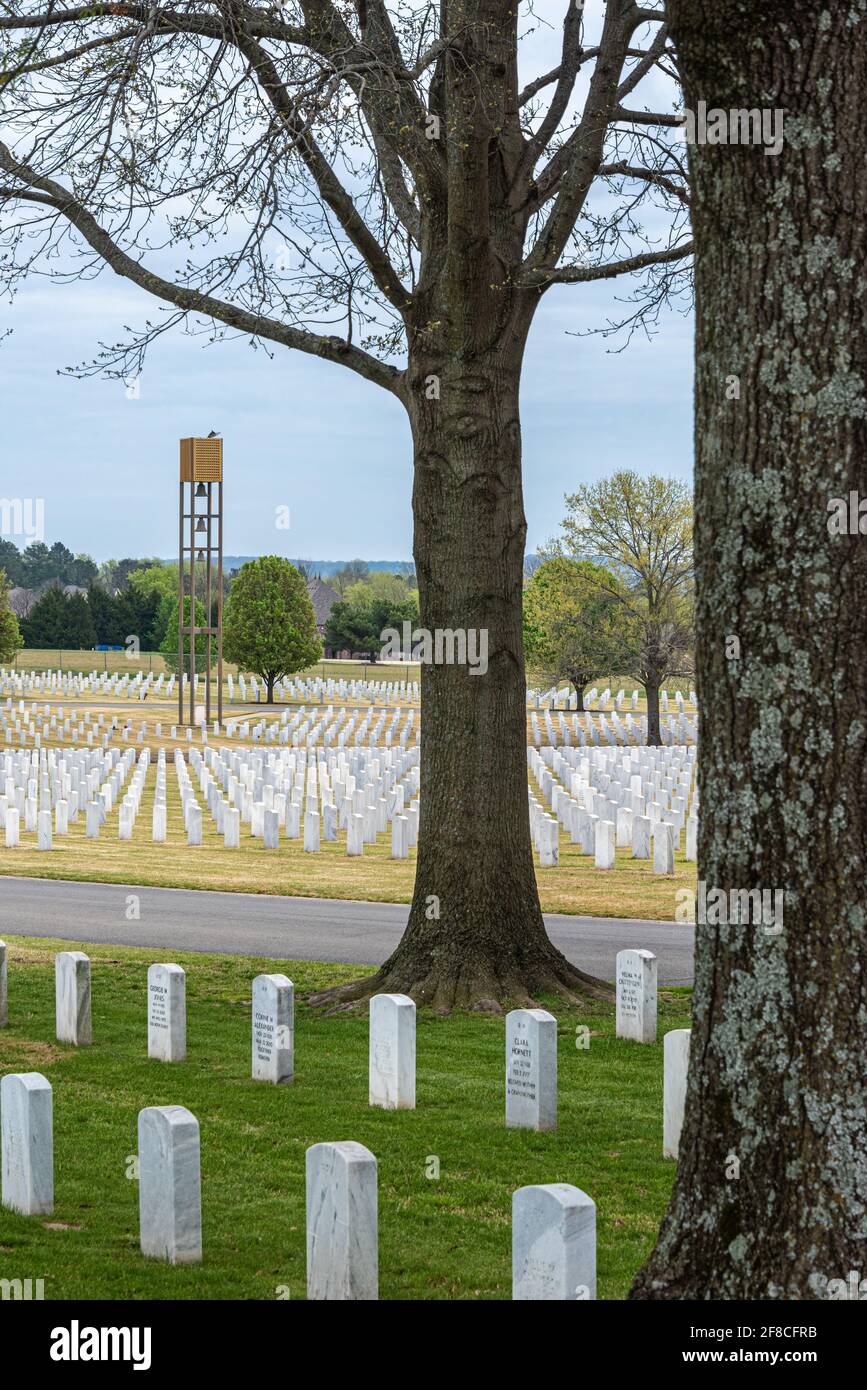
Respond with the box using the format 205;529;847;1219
4;822;695;920
0;937;691;1300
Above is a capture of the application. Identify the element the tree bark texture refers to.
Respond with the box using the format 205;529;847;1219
633;1;867;1298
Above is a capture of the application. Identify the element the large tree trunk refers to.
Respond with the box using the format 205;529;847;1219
633;1;867;1298
315;339;610;1011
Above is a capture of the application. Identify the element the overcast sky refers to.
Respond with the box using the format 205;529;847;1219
0;3;691;565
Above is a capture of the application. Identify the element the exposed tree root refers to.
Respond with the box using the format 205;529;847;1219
308;944;613;1015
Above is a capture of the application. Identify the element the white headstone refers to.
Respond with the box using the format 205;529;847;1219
505;1008;557;1131
685;815;698;861
147;963;186;1062
304;809;320;852
306;1141;378;1300
663;1028;691;1159
224;806;240;848
391;814;408;859
631;814;651;859
252;974;294;1084
369;994;415;1110
594;819;615;869
347;812;364;856
55;951;92;1046
512;1183;596;1300
1;1072;53;1215
615;948;657;1044
263;808;280;850
653;822;674;873
138;1105;202;1263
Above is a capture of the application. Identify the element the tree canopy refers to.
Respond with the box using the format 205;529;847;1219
522;556;634;708
548;470;694;740
223;556;321;699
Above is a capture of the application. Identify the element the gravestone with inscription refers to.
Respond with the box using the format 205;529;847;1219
663;1028;691;1158
138;1105;202;1264
147;963;186;1062
251;974;294;1084
505;1008;557;1131
369;994;416;1110
55;951;92;1046
512;1183;596;1300
1;1072;53;1216
306;1141;378;1300
615;948;657;1044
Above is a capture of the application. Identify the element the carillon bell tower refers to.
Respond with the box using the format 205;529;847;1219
178;435;223;726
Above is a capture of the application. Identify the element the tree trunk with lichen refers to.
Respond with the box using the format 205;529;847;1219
633;0;867;1298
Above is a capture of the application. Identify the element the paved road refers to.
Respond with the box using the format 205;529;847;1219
0;876;694;984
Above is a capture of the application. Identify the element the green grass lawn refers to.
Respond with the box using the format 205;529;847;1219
0;937;691;1300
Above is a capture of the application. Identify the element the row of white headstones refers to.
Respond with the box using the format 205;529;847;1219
4;699;696;753
529;743;698;870
2;670;421;706
531;685;698;712
1;671;175;702
530;707;698;747
0;742;423;856
5;668;692;714
0;944;688;1300
3;741;699;867
0;697;421;751
231;673;422;705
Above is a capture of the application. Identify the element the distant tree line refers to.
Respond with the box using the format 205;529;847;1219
19;582;166;651
0;538;98;589
0;537;176;594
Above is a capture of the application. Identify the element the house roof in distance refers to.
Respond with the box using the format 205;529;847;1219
306;576;339;627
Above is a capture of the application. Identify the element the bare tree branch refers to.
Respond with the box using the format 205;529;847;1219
613;105;683;127
512;0;584;195
0;140;406;396
518;239;693;288
228;16;413;313
598;160;689;206
616;22;668;102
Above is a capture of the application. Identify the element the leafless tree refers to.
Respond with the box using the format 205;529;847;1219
0;0;691;1007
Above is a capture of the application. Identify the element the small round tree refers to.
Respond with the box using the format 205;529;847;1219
523;557;635;711
224;557;321;703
